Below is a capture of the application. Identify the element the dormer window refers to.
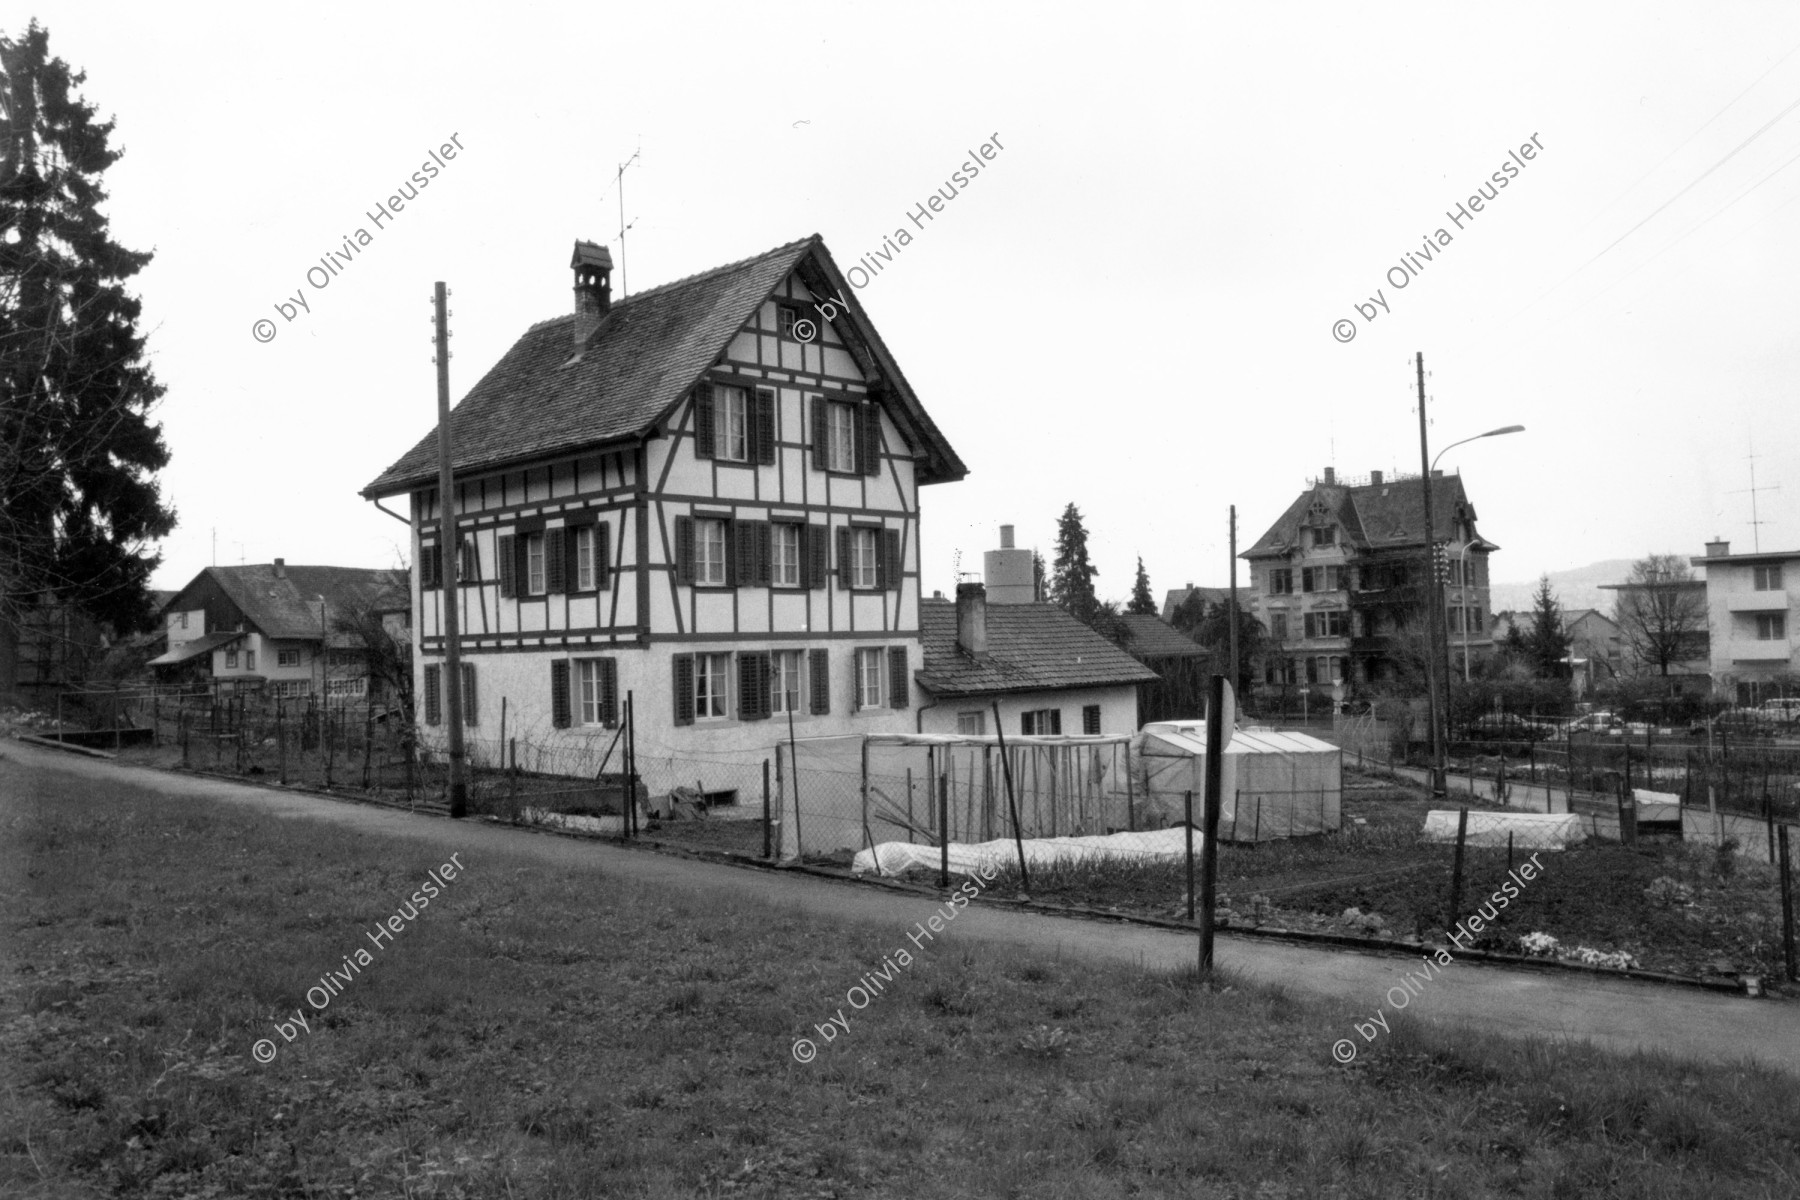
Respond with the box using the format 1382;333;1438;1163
1310;526;1337;547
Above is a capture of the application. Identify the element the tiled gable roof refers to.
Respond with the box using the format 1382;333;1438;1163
1245;475;1483;558
917;599;1158;698
362;234;965;497
205;565;407;640
1119;613;1210;660
1160;586;1228;622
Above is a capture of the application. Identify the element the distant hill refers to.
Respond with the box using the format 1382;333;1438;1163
1489;560;1638;618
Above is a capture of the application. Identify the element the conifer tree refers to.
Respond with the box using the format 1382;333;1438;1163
1050;503;1099;624
0;21;174;693
1127;556;1157;615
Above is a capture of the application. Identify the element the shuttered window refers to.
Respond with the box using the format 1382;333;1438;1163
806;524;827;590
809;648;830;714
692;383;715;459
887;646;909;710
735;520;771;588
856;401;881;476
738;652;771;721
423;663;442;725
544;528;566;593
420;543;441;590
576;657;617;727
498;534;517;597
676;516;733;587
854;647;885;710
879;528;901;591
672;653;695;725
460;663;478;726
753;386;777;464
551;660;571;728
1083;704;1101;735
524;532;548;595
771;649;804;715
772;523;802;587
1021;709;1061;735
820;398;856;472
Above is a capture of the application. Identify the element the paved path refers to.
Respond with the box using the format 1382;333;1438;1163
6;739;1796;1076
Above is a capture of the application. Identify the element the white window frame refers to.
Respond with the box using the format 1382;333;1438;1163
277;648;300;668
851;527;879;589
695;653;731;719
1021;709;1059;735
178;612;189;630
695;519;728;586
525;531;547;595
1754;565;1784;591
1756;613;1787;641
770;649;805;715
225;647;238;669
576;659;607;726
574;525;596;591
772;523;802;587
856;647;886;710
956;711;985;735
826;401;856;472
714;385;749;462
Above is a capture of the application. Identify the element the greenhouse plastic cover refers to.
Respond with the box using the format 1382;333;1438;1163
1421;809;1589;849
852;825;1199;876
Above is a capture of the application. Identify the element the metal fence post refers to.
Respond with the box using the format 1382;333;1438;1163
938;771;950;889
1779;824;1796;983
1184;789;1196;921
762;758;772;860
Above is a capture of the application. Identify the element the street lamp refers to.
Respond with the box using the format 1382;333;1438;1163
1415;353;1522;799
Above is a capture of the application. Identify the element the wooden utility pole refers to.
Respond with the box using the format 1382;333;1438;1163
1416;352;1447;797
1228;506;1240;695
434;281;468;818
1199;673;1229;976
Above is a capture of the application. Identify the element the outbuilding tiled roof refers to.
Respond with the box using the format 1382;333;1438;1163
362;234;965;497
1119;613;1210;660
917;599;1158;699
205;565;407;640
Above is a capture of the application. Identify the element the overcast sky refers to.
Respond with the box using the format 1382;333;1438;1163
28;1;1800;603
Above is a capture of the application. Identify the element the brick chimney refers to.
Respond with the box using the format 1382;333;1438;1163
1706;538;1731;558
272;558;286;579
1323;467;1336;485
570;240;613;349
1370;469;1383;485
955;581;988;657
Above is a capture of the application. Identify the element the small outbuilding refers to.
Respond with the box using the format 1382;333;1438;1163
1131;722;1341;841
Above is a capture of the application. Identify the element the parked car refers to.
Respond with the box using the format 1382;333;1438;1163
1689;707;1777;739
1464;713;1557;742
1561;711;1623;736
1757;698;1800;727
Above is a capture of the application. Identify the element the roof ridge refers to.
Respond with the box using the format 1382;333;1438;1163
614;234;818;307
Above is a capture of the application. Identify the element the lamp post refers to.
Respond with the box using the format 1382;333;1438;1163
1415;365;1523;797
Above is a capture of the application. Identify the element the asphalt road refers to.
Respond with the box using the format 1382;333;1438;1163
6;738;1796;1076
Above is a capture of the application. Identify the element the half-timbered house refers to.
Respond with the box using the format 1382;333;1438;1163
360;236;966;800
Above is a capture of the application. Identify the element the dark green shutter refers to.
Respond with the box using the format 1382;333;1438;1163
754;387;776;464
693;383;716;459
595;522;611;591
498;535;517;597
599;658;618;727
809;648;830;714
424;664;441;725
754;521;772;586
421;544;439;590
807;524;827;590
733;519;754;588
836;526;853;590
858;402;881;476
739;652;769;721
545;528;566;593
881;528;901;591
674;516;695;585
672;654;695;725
888;646;908;710
811;395;829;471
848;647;862;712
461;663;478;726
551;660;571;728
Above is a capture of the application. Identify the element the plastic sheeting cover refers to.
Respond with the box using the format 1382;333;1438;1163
1422;809;1589;849
852;826;1199;876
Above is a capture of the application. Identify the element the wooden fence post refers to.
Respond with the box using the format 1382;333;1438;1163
1447;807;1469;930
1779;824;1796;983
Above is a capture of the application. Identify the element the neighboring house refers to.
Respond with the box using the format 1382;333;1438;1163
1160;584;1228;625
1243;467;1497;694
1118;611;1212;724
1600;573;1710;691
1563;608;1625;696
1689;539;1800;704
915;582;1157;735
149;560;406;700
359;236;966;793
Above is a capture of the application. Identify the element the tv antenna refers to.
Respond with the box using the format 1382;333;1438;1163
611;140;642;296
1730;447;1780;551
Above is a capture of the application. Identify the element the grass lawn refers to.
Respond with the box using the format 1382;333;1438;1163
5;754;1800;1198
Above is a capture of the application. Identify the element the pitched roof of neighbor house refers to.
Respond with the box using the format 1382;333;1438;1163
178;565;407;641
1160;586;1228;622
1245;473;1493;558
917;599;1158;699
362;235;966;498
1119;613;1210;660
